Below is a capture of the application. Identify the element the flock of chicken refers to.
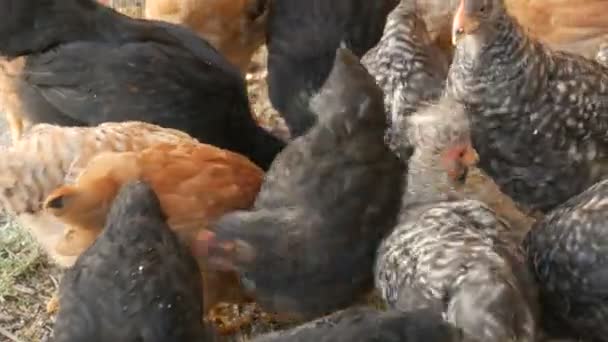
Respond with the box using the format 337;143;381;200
1;0;608;341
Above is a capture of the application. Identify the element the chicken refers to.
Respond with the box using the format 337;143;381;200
0;0;284;170
597;43;608;67
144;0;269;74
523;179;608;341
447;0;608;214
265;0;399;137
375;97;539;342
51;181;212;342
253;307;467;342
191;48;405;321
0;121;196;268
503;0;608;59
361;0;449;160
43;142;263;319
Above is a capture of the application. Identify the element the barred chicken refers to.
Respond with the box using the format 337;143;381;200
524;179;608;341
0;0;284;170
0;121;196;268
253;307;467;342
375;97;539;342
192;48;405;321
52;181;211;342
362;0;449;160
448;0;608;213
144;0;269;74
266;0;399;137
43;142;263;318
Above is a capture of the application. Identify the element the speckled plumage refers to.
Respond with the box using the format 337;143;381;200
202;48;405;320
253;307;467;342
523;179;608;341
375;98;539;341
448;0;608;213
51;181;210;342
362;0;449;159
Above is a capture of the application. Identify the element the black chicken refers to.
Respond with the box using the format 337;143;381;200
524;179;608;341
448;0;608;213
266;0;399;137
51;181;210;342
362;0;449;160
192;47;405;321
375;97;539;342
0;0;284;170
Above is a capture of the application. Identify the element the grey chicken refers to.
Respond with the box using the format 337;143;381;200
362;0;449;160
191;47;405;321
448;0;608;213
375;97;539;342
51;181;211;342
253;307;467;342
524;179;608;341
265;0;399;137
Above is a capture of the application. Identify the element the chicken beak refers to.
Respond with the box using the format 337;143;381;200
452;0;480;45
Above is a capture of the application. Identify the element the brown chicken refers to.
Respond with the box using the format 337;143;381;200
144;0;269;74
0;121;196;268
504;0;608;59
413;0;608;59
43;142;264;328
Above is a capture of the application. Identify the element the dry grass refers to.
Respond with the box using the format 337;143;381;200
0;219;61;342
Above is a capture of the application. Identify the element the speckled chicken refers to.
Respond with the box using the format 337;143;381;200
0;121;196;268
253;307;467;342
191;48;405;321
447;0;608;213
361;0;449;159
0;0;284;170
265;0;399;137
375;97;539;342
144;0;269;74
42;142;263;316
51;181;211;342
523;179;608;341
